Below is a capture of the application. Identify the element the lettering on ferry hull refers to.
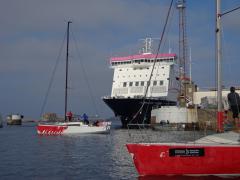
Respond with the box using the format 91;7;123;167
169;148;205;157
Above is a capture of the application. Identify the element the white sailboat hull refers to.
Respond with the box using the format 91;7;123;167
37;122;111;135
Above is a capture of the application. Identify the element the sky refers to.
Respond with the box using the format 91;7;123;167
0;0;240;119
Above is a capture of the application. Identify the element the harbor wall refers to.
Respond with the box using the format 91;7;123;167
151;107;235;131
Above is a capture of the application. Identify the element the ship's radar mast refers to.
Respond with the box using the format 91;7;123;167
139;38;155;54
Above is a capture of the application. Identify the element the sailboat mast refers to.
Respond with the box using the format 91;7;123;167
216;0;223;132
65;21;72;121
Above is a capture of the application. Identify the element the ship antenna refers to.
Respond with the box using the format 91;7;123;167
139;37;161;54
168;39;172;53
139;37;153;54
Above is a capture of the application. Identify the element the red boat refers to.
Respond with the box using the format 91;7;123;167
127;131;240;176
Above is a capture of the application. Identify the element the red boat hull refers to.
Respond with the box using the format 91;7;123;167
126;143;240;176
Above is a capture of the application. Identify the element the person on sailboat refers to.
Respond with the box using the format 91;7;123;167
227;86;240;128
66;111;73;121
82;113;89;125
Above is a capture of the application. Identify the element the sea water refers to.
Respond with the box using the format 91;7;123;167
0;120;235;179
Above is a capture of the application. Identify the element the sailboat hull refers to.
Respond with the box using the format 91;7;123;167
37;122;111;135
126;142;240;176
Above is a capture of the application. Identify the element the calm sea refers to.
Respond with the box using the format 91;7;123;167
0;120;236;180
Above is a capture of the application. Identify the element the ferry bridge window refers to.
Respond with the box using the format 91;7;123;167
129;82;133;87
141;81;144;86
135;82;139;86
135;60;140;64
123;82;127;87
160;80;164;85
153;81;157;86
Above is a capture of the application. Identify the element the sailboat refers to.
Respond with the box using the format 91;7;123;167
126;0;240;176
37;21;111;135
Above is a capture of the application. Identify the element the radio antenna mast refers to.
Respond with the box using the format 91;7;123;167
176;0;189;106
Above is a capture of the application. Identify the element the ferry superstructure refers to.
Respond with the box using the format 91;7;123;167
103;39;179;127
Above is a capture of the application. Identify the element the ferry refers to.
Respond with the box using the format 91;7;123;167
103;38;179;127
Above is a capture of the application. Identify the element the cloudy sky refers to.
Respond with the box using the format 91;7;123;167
0;0;240;119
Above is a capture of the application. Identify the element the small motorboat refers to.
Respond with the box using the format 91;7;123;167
6;114;23;125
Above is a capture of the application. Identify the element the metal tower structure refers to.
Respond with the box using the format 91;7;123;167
176;0;189;106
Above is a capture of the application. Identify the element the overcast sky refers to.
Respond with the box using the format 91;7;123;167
0;0;240;119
